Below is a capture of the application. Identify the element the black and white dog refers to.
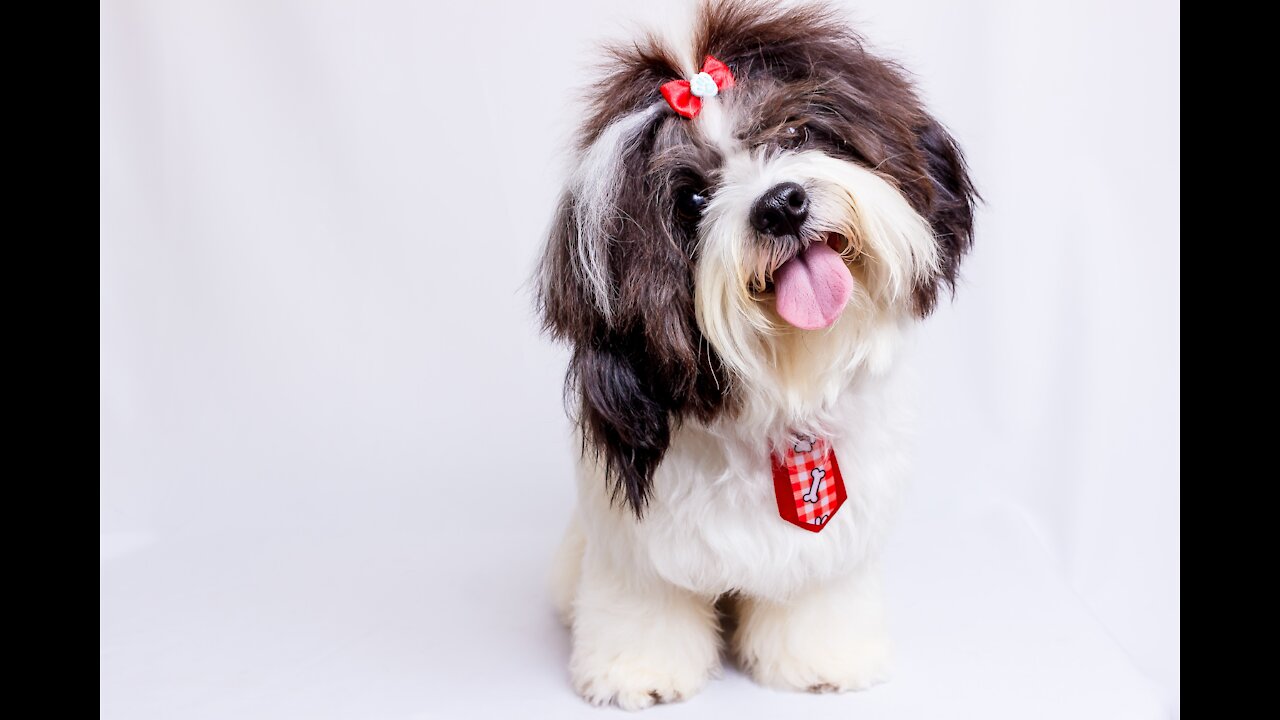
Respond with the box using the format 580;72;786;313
537;1;976;709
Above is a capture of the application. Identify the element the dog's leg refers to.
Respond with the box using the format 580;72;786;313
550;511;586;626
733;563;890;692
569;545;721;710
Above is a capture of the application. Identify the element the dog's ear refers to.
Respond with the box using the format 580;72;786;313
538;193;600;346
574;337;673;515
538;157;723;517
912;117;978;315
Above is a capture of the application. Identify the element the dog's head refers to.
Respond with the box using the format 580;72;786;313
538;1;976;514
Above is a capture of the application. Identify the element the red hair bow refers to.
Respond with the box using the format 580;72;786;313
660;56;735;119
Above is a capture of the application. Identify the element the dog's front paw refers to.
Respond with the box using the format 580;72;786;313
571;653;714;711
740;634;891;693
733;572;891;694
568;541;720;709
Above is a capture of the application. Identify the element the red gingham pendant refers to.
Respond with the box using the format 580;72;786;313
771;436;847;532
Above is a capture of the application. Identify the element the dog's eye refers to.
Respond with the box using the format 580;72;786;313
779;123;809;150
674;187;710;222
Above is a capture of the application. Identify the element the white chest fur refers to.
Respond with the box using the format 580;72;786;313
575;366;914;603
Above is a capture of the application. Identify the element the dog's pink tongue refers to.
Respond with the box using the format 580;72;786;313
773;242;854;330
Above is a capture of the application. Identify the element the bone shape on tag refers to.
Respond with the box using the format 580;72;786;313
793;436;816;453
811;514;830;526
802;467;826;503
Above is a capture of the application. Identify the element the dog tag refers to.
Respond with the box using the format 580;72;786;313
770;436;847;532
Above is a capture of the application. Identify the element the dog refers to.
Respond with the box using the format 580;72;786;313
536;0;976;709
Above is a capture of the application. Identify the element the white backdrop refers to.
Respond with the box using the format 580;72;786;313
100;1;1180;718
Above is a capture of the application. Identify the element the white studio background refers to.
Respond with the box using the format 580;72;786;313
100;1;1180;718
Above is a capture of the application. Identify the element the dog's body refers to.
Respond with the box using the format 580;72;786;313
538;1;975;709
551;363;907;707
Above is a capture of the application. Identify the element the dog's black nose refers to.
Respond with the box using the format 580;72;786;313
750;182;809;237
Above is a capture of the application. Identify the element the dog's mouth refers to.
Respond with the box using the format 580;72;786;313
753;233;852;290
751;233;855;330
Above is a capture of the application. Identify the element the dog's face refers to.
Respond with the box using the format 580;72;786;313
539;1;976;513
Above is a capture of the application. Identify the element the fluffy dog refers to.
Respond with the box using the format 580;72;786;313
537;0;976;709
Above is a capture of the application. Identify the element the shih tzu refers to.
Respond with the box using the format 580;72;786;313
537;0;976;709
